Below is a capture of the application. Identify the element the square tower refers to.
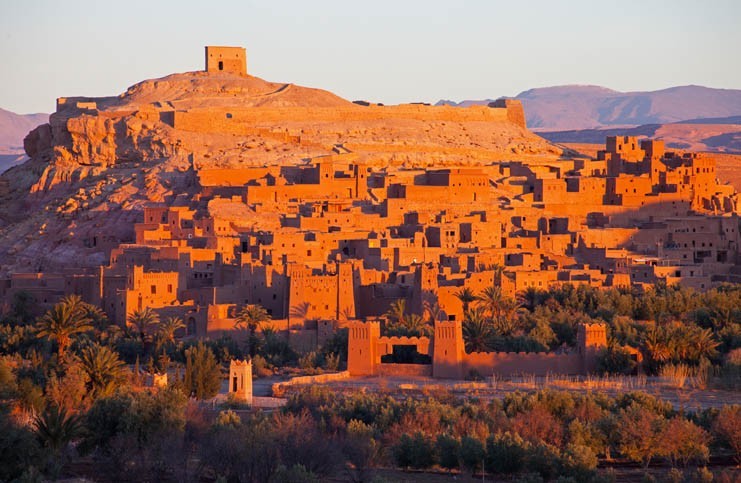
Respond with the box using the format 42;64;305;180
205;46;247;76
228;359;253;404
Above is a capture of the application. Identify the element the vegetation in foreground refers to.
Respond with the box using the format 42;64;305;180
0;282;739;481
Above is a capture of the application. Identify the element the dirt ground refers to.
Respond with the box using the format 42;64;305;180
302;374;740;410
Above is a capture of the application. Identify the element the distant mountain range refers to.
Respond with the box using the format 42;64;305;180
438;85;741;131
0;108;48;172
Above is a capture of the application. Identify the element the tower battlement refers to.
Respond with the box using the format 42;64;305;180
205;46;247;76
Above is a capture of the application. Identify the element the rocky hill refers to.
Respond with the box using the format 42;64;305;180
0;108;48;152
541;118;741;153
438;85;741;131
0;69;556;273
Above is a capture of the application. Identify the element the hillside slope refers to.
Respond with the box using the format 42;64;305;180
0;70;556;273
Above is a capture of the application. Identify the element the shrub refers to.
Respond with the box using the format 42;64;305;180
660;417;710;467
435;434;460;472
324;352;341;371
713;406;741;465
459;435;484;473
597;344;637;375
216;410;242;428
561;443;598;482
486;432;529;474
393;432;435;469
299;351;322;371
252;354;272;378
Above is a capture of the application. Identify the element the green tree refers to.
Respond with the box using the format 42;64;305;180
33;404;82;455
0;410;44;482
184;342;222;399
597;343;638;375
236;304;271;357
459;435;485;473
435;434;460;473
660;417;710;467
35;295;93;361
79;343;128;398
462;307;496;352
157;316;185;350
455;287;477;313
393;432;436;469
713;406;741;465
617;404;666;467
485;432;529;475
127;307;160;347
342;419;378;482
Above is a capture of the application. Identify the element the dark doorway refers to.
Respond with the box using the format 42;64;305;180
218;61;224;71
381;345;431;364
232;376;238;392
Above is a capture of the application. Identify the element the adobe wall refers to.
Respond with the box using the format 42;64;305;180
377;363;433;377
462;352;583;377
169;104;513;134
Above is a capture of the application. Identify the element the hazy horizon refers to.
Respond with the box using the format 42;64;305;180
1;0;740;114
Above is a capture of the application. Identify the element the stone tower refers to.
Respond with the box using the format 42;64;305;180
412;262;438;315
433;319;464;379
205;46;247;76
228;359;253;404
577;323;607;374
347;320;380;376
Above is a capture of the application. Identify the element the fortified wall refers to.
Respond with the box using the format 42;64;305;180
163;102;523;135
347;319;607;379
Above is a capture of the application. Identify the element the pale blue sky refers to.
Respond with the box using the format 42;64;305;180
1;0;740;114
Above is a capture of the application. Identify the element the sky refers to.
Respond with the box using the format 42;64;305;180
1;0;740;114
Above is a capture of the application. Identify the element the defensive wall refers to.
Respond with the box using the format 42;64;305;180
164;103;522;135
347;320;607;379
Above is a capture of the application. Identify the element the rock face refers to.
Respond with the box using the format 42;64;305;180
0;68;554;273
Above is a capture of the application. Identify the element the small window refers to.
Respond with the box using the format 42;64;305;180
218;61;224;71
151;285;157;294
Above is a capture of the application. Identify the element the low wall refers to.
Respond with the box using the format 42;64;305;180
377;363;433;377
462;352;582;377
271;371;350;395
252;396;286;409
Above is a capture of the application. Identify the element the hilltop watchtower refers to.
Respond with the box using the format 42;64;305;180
205;46;247;76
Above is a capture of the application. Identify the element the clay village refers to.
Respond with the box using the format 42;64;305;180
1;44;740;482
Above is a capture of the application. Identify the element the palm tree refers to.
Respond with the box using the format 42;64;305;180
127;307;160;345
455;287;477;313
422;300;443;324
36;295;93;361
495;297;524;336
385;299;407;325
78;343;127;398
157;316;185;347
236;304;271;356
34;405;82;455
519;287;542;312
477;286;505;323
643;327;671;367
685;326;720;363
462;307;496;353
